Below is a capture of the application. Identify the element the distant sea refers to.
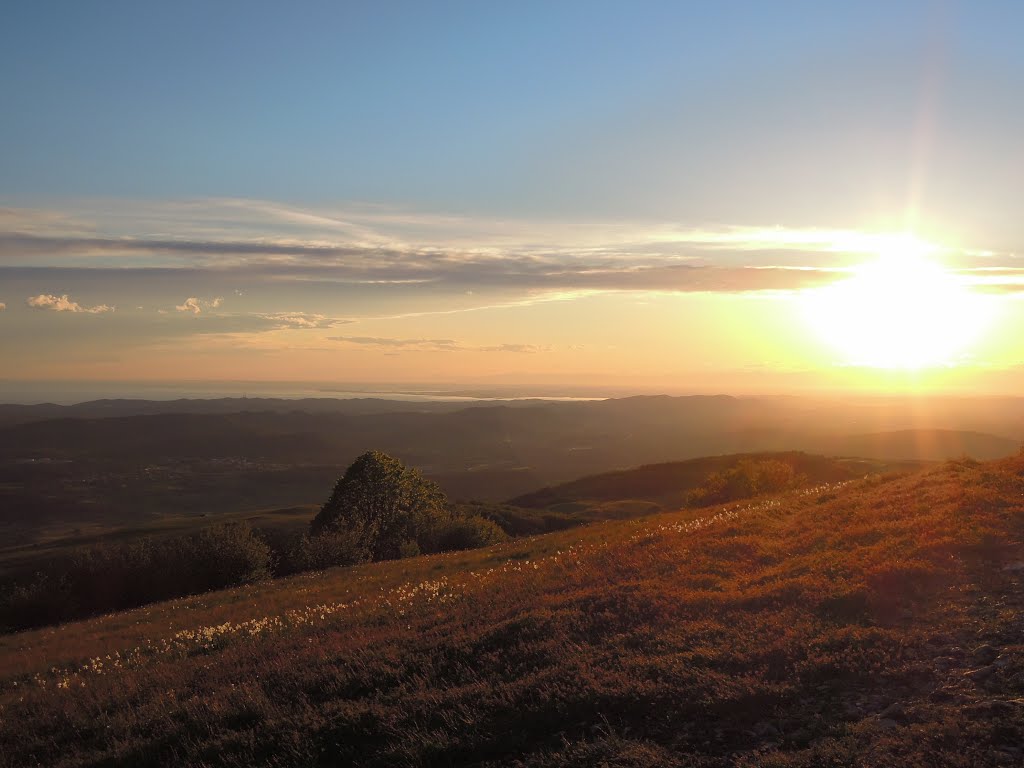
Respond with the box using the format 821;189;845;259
0;380;607;406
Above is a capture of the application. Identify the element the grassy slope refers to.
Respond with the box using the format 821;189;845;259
2;458;1024;766
1;451;859;581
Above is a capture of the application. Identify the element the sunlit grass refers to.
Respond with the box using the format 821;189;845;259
1;463;1022;766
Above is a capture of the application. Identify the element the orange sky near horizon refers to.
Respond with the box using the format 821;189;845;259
3;222;1019;397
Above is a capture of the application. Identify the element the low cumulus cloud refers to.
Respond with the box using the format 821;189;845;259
175;296;224;314
176;297;202;314
0;302;5;311
26;294;114;313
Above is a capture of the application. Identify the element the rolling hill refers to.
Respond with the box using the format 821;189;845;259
0;452;906;591
2;456;1023;766
3;395;1020;543
507;451;912;512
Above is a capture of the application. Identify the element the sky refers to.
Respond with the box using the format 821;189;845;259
2;1;1023;396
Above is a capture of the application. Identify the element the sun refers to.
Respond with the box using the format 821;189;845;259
800;237;994;369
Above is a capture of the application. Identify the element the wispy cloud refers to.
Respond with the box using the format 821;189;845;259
259;312;350;330
477;343;548;353
26;294;114;313
153;312;351;337
330;336;461;351
954;267;1024;294
328;335;547;353
2;199;1019;301
0;302;5;311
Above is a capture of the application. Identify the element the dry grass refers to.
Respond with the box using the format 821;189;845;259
2;458;1023;766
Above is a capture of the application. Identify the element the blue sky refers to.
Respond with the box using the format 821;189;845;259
1;2;1022;392
5;1;1020;222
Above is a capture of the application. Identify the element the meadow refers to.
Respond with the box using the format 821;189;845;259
0;451;849;634
1;457;1023;766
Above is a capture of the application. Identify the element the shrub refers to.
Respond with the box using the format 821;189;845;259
688;459;801;506
179;523;274;591
426;514;509;553
256;527;304;576
291;529;369;571
452;501;581;536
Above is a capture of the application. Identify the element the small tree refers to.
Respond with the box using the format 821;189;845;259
310;451;448;561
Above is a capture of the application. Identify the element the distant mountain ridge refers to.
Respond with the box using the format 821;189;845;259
0;396;536;427
1;395;1020;537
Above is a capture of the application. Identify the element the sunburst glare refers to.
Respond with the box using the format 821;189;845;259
800;236;998;369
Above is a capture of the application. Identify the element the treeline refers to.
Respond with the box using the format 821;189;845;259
1;523;272;632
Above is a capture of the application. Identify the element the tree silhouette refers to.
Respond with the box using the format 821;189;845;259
310;451;448;561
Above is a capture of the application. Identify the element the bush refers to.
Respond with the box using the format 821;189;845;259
256;527;304;576
688;459;801;506
452;501;581;537
426;514;509;553
291;529;369;571
179;523;273;591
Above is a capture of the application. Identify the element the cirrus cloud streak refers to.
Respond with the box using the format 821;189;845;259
328;335;549;353
6;199;1012;297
